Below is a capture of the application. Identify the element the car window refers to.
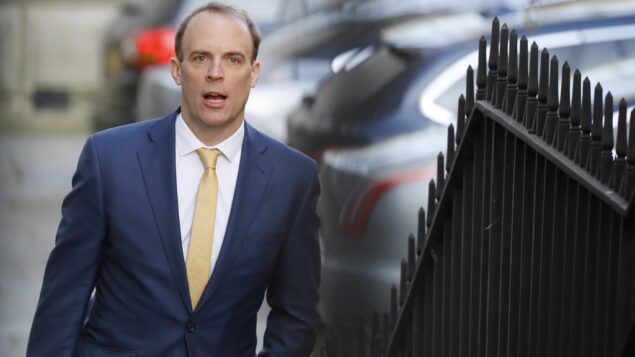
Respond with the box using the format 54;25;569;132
314;46;410;122
331;46;377;73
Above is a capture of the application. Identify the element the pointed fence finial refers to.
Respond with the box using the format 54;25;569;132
477;37;487;101
534;48;550;136
544;55;559;145
581;78;592;134
575;77;592;166
602;92;614;152
616;99;628;158
417;207;426;254
525;42;539;131
600;92;614;184
457;95;466;145
400;260;407;306
487;17;500;102
506;29;518;115
588;83;603;176
592;83;604;141
622;108;635;198
466;66;475;117
557;61;570;151
495;24;509;108
516;35;528;123
447;124;455;171
612;99;628;191
436;153;445;200
568;69;581;159
427;180;436;228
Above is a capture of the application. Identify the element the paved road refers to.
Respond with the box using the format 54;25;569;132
0;132;87;356
0;132;270;356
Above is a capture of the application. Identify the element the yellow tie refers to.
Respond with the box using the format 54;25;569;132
187;148;221;309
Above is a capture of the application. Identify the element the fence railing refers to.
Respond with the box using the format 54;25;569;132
323;16;635;357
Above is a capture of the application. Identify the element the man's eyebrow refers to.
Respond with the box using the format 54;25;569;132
188;50;247;59
225;51;246;58
189;50;212;57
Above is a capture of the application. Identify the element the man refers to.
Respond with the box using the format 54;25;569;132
27;3;321;356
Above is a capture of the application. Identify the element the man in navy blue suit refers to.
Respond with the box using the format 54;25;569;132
27;3;321;356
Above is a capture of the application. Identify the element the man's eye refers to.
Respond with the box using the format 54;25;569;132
229;57;241;64
194;55;206;62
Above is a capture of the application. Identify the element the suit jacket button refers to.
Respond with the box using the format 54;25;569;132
186;323;196;333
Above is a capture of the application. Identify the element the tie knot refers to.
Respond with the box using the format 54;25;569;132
196;148;221;169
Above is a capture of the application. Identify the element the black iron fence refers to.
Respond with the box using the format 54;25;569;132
323;16;635;357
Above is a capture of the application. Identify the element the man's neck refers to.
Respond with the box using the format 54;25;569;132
181;115;244;147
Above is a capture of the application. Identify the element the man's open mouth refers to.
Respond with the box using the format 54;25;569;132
203;92;227;102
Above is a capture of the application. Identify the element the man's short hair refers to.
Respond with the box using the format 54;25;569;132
174;2;262;63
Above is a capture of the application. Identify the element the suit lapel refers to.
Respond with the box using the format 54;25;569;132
194;123;272;314
137;112;192;313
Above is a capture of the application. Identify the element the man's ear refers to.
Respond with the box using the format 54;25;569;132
170;57;182;86
250;60;261;88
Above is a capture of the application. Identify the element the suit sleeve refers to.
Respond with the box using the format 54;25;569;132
27;136;107;357
259;162;321;357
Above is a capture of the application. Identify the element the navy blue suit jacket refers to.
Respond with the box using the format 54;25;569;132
27;111;321;357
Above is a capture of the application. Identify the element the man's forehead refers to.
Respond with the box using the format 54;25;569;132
183;11;253;51
188;11;250;36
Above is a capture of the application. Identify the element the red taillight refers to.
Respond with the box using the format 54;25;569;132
122;27;176;70
337;169;434;237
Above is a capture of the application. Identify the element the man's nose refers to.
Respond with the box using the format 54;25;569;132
206;62;224;82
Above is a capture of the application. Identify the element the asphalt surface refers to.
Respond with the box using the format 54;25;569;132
0;132;86;356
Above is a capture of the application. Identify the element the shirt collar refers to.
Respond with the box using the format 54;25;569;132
175;113;244;163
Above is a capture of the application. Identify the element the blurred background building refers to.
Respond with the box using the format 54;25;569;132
0;0;533;131
1;0;631;356
1;0;124;132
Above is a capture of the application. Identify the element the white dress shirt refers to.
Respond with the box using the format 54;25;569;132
175;114;243;277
